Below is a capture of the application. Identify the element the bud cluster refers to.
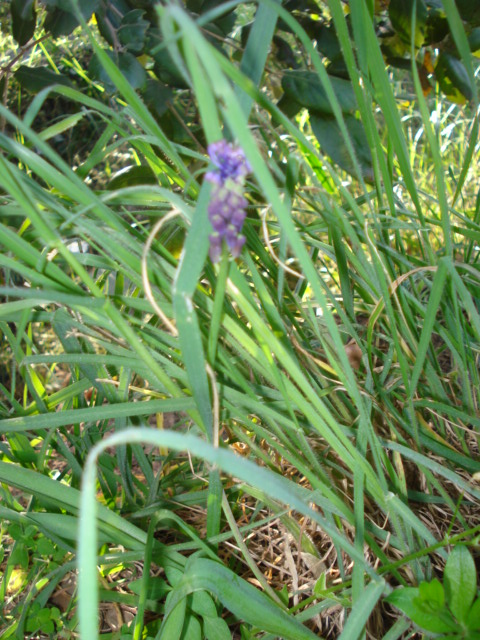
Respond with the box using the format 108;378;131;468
205;140;251;263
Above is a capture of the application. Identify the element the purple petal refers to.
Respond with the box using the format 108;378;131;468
208;233;223;263
205;171;222;185
209;214;228;234
230;208;247;228
227;234;246;258
206;140;251;183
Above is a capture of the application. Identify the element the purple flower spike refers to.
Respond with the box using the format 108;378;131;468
205;139;250;263
206;140;251;184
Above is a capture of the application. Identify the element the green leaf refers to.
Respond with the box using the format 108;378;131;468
116;52;147;91
315;23;343;66
385;587;459;634
310;113;374;182
181;613;202;640
159;597;187;639
0;460;148;550
424;2;449;45
44;0;98;13
14;65;73;94
435;52;474;103
118;10;149;54
129;577;170;600
94;0;130;44
190;591;218;618
444;546;477;623
10;544;29;568
469;27;480;56
43;0;98;36
234;0;279;118
280;70;357;116
151;34;189;89
161;557;318;640
466;598;480;631
11;0;36;46
143;78;173;118
107;165;157;190
203;616;231;640
455;0;480;25
89;51;147;94
44;7;79;37
26;512;111;547
389;0;428;47
339;580;386;640
0;397;195;433
314;573;327;596
418;579;445;610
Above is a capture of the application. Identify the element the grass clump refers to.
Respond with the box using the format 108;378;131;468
0;1;480;639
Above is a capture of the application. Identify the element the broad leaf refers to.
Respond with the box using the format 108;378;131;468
143;78;173;118
435;52;474;103
89;51;147;93
118;10;149;54
389;0;429;47
151;38;189;89
455;0;480;26
466;598;480;631
129;577;170;600
160;597;187;639
386;587;460;634
181;613;202;640
418;578;445;610
44;8;78;37
469;27;480;57
43;0;98;13
107;165;157;190
11;0;36;46
43;0;98;35
14;65;73;93
444;546;477;623
161;557;318;640
315;23;342;64
424;1;449;45
310;113;374;182
203;616;231;640
94;0;130;45
281;69;357;116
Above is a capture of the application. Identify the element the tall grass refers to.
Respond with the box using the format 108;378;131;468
0;1;479;639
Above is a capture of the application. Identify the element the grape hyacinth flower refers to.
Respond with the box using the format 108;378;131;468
205;140;251;263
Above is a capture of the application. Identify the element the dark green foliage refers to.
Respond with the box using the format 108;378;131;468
280;70;358;116
435;50;474;101
380;0;476;103
4;0;479;179
89;50;147;93
43;0;99;37
11;0;36;46
14;64;73;92
310;113;374;182
389;0;429;47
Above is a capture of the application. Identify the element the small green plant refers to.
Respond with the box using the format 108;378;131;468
386;546;480;639
0;520;71;638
